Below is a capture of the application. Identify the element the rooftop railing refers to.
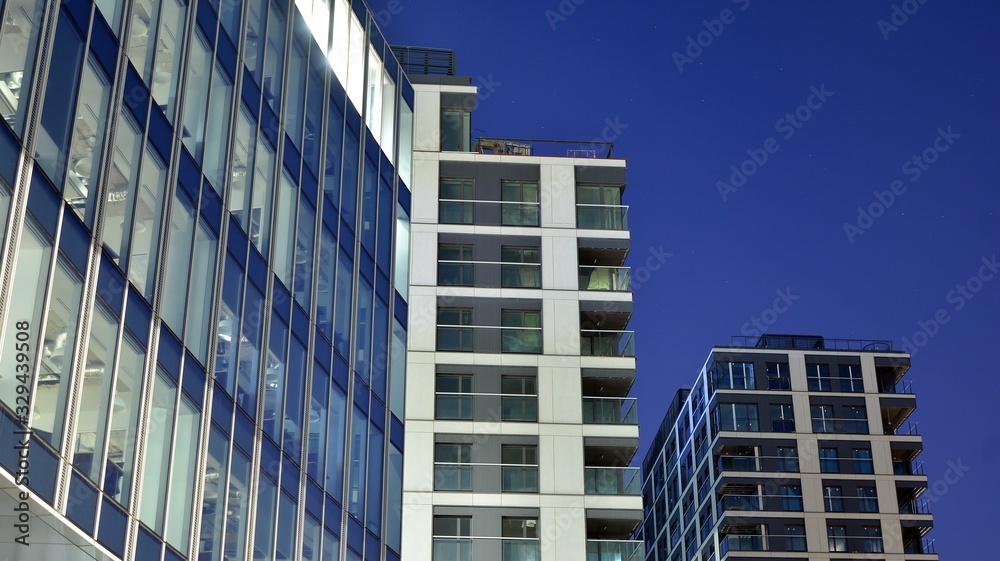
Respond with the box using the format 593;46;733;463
726;335;900;352
473;137;615;158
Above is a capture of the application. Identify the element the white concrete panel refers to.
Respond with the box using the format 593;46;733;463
549;236;579;290
548;367;582;424
413;88;441;152
409;230;438;287
405;361;436;421
539;434;556;494
549;299;581;356
402;430;435;492
551;435;584;494
400;503;433;561
541;162;577;229
788;351;808;391
410;157;440;223
407;293;438;351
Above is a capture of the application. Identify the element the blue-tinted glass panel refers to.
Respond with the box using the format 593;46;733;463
294;194;315;308
217;254;244;395
326;381;347;502
199;425;229;561
317;224;336;340
203;63;234;191
340;127;359;229
1;0;47;134
333;249;353;357
67;470;99;533
264;314;288;441
253;474;277;561
275;491;298;560
261;0;285;111
64;57;113;226
360;158;376;251
139;369;178;533
365;426;383;535
282;335;306;455
35;9;85;187
347;405;367;519
307;363;329;481
237;282;264;415
98;498;127;557
354;278;373;383
226;447;252;556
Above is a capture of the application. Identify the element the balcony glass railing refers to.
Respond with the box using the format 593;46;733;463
717;494;762;513
811;417;869;434
579;266;631;291
582;397;637;425
584;467;641;495
433;462;539;493
439;198;541;226
436;325;542;353
577;204;629;230
719;534;808;554
581;330;635;357
432;537;542;561
434;392;538;422
438;259;542;289
586;540;644;561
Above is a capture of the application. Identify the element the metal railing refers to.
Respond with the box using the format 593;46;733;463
720;534;808;554
716;454;802;473
431;536;540;560
726;335;898;352
582;397;637;425
880;378;914;394
434;391;538;422
577;203;629;230
579;266;631;291
886;420;919;436
893;459;925;475
438;198;541;226
581;330;635;357
806;376;865;392
438;259;542;289
584;466;641;495
436;324;543;353
586;540;644;561
473;137;615;159
433;462;540;493
811;417;870;434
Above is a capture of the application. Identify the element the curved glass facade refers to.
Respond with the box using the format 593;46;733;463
0;0;411;559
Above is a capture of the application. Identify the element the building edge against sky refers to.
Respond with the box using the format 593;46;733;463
640;334;937;561
398;48;645;561
0;0;412;559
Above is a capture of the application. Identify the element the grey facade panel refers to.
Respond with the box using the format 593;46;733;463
575;165;627;185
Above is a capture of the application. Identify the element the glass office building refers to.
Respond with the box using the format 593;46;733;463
640;335;937;561
0;0;412;558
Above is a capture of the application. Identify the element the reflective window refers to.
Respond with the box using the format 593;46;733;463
251;136;276;253
253;474;277;561
33;256;85;446
282;335;306;455
365;47;382;142
329;0;349;84
317;225;336;339
434;443;471;491
389;318;406;418
186;220;217;362
262;0;286;110
386;444;402;552
381;71;395;163
244;0;266;77
376;180;392;271
237;282;264;415
293;194;315;308
275;492;297;560
127;146;167;300
360;159;376;251
502;445;539;492
347;405;367;518
366;425;383;534
263;315;287;441
162;191;196;332
0;219;53;409
354;278;373;381
219;0;242;41
105;333;146;502
126;0;162;81
225;447;251;556
165;395;199;549
340;126;359;227
284;41;307;147
323;528;340;561
440;109;470;152
393;204;409;300
435;374;471;420
273;172;297;285
216;256;244;395
371;296;388;398
139;369;178;533
717;403;758;432
439;179;473;224
199;426;228;561
96;0;126;34
73;305;119;481
501;246;540;288
182;31;212;162
150;0;187;117
303;65;323;170
500;310;541;354
398;103;413;186
333;249;353;356
101;112;142;268
345;14;364;109
302;513;322;561
323;100;343;202
325;381;347;501
307;365;328;481
0;0;46;134
64;57;113;225
203;63;234;191
36;10;85;187
230;108;256;228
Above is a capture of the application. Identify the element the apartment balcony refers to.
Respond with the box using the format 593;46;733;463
582;397;638;425
438;198;541;227
586;539;644;561
433;462;539;493
577;203;629;230
581;330;635;357
436;325;542;354
579;266;631;292
584;467;641;496
881;394;918;434
438;259;541;289
811;417;870;434
432;537;539;561
719;532;807;555
473;137;616;159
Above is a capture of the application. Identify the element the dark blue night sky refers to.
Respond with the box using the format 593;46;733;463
370;1;1000;555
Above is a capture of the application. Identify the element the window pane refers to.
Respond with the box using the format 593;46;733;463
262;0;286;110
139;369;177;532
365;47;382;142
33;257;85;446
186;220;217;362
149;0;187;117
0;219;53;411
165;396;199;549
381;71;395;163
0;0;47;133
251;137;276;253
366;426;383;534
73;305;119;480
226;448;252;557
216;256;244;395
253;475;277;561
326;381;347;501
199;426;228;561
237;283;264;415
263;315;287;441
105;334;145;502
347;406;367;518
345;14;364;108
273;172;297;284
333;249;353;356
161;192;195;332
230;109;256;227
354;278;373;381
203;64;234;191
128;147;167;300
36;10;85;187
293;195;315;307
65;58;113;225
307;366;328;480
282;336;306;455
101;112;142;268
